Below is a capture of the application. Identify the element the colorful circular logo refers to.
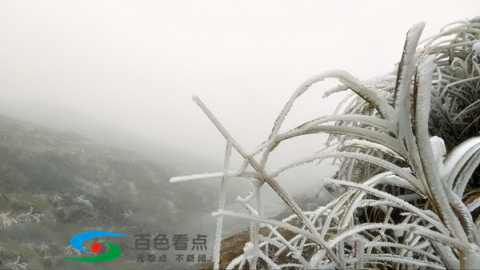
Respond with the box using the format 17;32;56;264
63;231;129;262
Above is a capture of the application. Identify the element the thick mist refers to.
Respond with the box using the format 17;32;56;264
1;2;479;269
1;1;478;197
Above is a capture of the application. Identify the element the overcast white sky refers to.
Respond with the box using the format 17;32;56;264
0;1;479;168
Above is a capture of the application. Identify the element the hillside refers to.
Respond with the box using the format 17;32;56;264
0;114;217;269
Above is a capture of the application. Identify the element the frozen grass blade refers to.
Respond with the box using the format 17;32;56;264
192;95;341;265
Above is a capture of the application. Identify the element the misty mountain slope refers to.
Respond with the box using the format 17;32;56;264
0;99;222;174
0;114;217;270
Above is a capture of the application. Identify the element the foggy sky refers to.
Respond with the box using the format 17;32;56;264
1;1;479;173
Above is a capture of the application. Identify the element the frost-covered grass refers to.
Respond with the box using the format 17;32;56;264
16;206;44;223
0;207;43;230
0;211;18;230
73;194;93;208
172;17;480;269
6;255;28;270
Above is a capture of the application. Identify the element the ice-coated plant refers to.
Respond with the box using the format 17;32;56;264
16;206;43;223
64;245;82;257
51;192;63;206
73;194;93;208
38;242;51;258
6;255;28;270
0;207;43;230
172;17;480;269
0;211;18;230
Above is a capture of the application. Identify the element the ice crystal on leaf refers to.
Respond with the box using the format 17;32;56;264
172;17;480;269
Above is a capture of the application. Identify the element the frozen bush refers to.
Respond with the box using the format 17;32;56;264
172;17;480;269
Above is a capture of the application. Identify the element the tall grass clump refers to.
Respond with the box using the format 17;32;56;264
172;17;480;269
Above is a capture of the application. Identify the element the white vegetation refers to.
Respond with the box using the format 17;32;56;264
73;194;93;208
171;17;480;269
51;192;63;206
37;242;51;259
6;255;28;270
0;211;18;230
75;177;101;195
0;207;43;230
121;209;133;218
16;206;43;223
64;245;82;257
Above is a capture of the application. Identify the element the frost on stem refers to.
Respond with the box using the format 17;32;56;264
171;17;480;269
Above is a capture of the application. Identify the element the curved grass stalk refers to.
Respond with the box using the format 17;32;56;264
443;137;480;189
270;70;396;141
276;125;402;154
326;178;447;234
327;222;469;251
414;55;469;242
341;139;404;160
393;23;425;109
271;152;424;193
362;254;444;269
295;114;395;133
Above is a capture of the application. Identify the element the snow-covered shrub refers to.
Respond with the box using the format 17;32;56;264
172;17;480;269
73;194;93;208
6;255;28;270
64;245;82;257
0;211;18;230
0;207;43;230
16;206;43;223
